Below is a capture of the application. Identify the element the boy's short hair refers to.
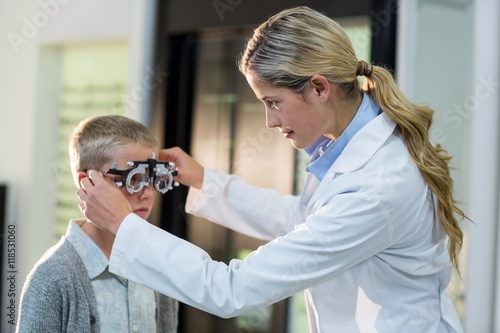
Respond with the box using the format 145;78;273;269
69;115;159;185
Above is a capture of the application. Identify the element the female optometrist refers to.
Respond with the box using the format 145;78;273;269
77;6;468;333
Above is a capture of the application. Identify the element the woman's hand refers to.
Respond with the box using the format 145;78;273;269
76;170;132;235
159;146;204;189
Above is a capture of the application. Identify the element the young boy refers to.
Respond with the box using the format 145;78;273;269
16;115;179;332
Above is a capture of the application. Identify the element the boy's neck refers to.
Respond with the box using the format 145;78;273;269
80;220;115;259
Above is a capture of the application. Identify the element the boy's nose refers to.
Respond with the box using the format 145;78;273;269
138;181;154;198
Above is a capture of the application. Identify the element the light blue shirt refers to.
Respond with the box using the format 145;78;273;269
66;220;157;333
305;92;381;182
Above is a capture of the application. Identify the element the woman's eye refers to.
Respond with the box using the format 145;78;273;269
266;100;278;109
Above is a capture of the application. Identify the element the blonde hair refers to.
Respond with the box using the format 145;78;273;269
69;115;158;185
238;6;467;273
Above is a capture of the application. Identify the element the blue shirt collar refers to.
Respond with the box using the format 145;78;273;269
304;93;381;182
65;220;110;280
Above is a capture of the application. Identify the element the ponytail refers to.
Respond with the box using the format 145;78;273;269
362;64;467;274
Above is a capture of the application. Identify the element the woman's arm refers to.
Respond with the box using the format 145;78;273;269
186;167;302;240
109;191;393;318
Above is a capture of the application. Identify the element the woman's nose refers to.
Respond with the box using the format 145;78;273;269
265;108;280;129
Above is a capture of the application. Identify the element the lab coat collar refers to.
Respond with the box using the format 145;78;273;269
305;93;381;181
332;111;397;174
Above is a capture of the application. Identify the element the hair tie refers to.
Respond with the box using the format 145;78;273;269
356;60;373;77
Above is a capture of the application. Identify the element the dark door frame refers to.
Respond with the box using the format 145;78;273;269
157;0;398;235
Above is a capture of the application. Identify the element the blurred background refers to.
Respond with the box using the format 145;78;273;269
0;0;498;332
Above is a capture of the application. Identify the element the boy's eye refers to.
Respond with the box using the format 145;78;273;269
113;178;125;187
129;173;148;189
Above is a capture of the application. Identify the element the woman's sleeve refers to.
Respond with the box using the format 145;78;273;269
185;167;303;240
109;191;393;318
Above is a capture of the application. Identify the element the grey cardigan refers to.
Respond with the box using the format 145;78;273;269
16;238;178;333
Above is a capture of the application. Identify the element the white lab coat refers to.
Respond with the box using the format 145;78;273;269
109;112;464;332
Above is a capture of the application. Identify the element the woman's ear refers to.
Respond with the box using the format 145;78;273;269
309;74;331;100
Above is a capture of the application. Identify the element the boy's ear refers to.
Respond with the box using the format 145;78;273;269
76;171;88;189
309;74;331;100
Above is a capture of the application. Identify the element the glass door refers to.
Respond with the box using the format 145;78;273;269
185;16;377;332
187;31;294;333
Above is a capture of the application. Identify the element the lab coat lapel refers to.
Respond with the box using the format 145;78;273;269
306;112;397;214
333;112;397;174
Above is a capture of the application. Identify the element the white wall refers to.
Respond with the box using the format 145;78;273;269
0;0;157;331
414;0;473;210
